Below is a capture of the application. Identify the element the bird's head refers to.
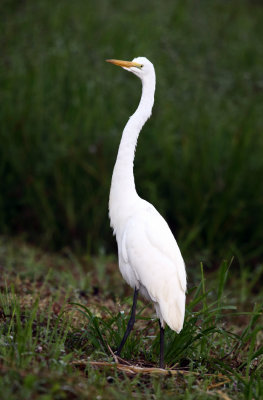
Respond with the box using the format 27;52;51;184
106;57;155;81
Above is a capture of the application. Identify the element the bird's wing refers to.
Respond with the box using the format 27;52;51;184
121;202;186;331
144;203;186;292
123;202;186;292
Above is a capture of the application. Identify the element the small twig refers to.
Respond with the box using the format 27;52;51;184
207;379;230;390
72;360;184;375
215;390;232;400
107;344;131;366
107;345;119;364
71;360;230;379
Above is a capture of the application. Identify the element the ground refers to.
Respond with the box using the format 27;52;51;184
0;236;262;399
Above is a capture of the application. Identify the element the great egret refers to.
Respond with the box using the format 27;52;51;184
107;57;186;368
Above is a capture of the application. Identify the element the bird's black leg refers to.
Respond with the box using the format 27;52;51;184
116;288;139;356
159;320;165;369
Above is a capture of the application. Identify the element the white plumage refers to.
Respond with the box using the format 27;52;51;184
119;201;186;332
107;57;186;365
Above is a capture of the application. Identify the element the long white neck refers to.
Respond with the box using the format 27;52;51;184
109;74;156;231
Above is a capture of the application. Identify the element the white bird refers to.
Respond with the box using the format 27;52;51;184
107;57;186;368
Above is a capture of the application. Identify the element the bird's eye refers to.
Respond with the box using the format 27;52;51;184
140;64;143;68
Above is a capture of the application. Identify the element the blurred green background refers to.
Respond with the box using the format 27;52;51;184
1;0;263;266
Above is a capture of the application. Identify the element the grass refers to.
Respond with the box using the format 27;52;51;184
1;0;263;263
0;236;262;399
1;6;263;397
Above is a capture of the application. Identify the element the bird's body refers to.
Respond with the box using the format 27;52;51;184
113;198;186;332
107;57;186;366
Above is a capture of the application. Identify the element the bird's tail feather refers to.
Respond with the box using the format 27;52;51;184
156;285;185;333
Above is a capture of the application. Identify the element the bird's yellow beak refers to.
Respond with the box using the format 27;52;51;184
106;59;142;68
